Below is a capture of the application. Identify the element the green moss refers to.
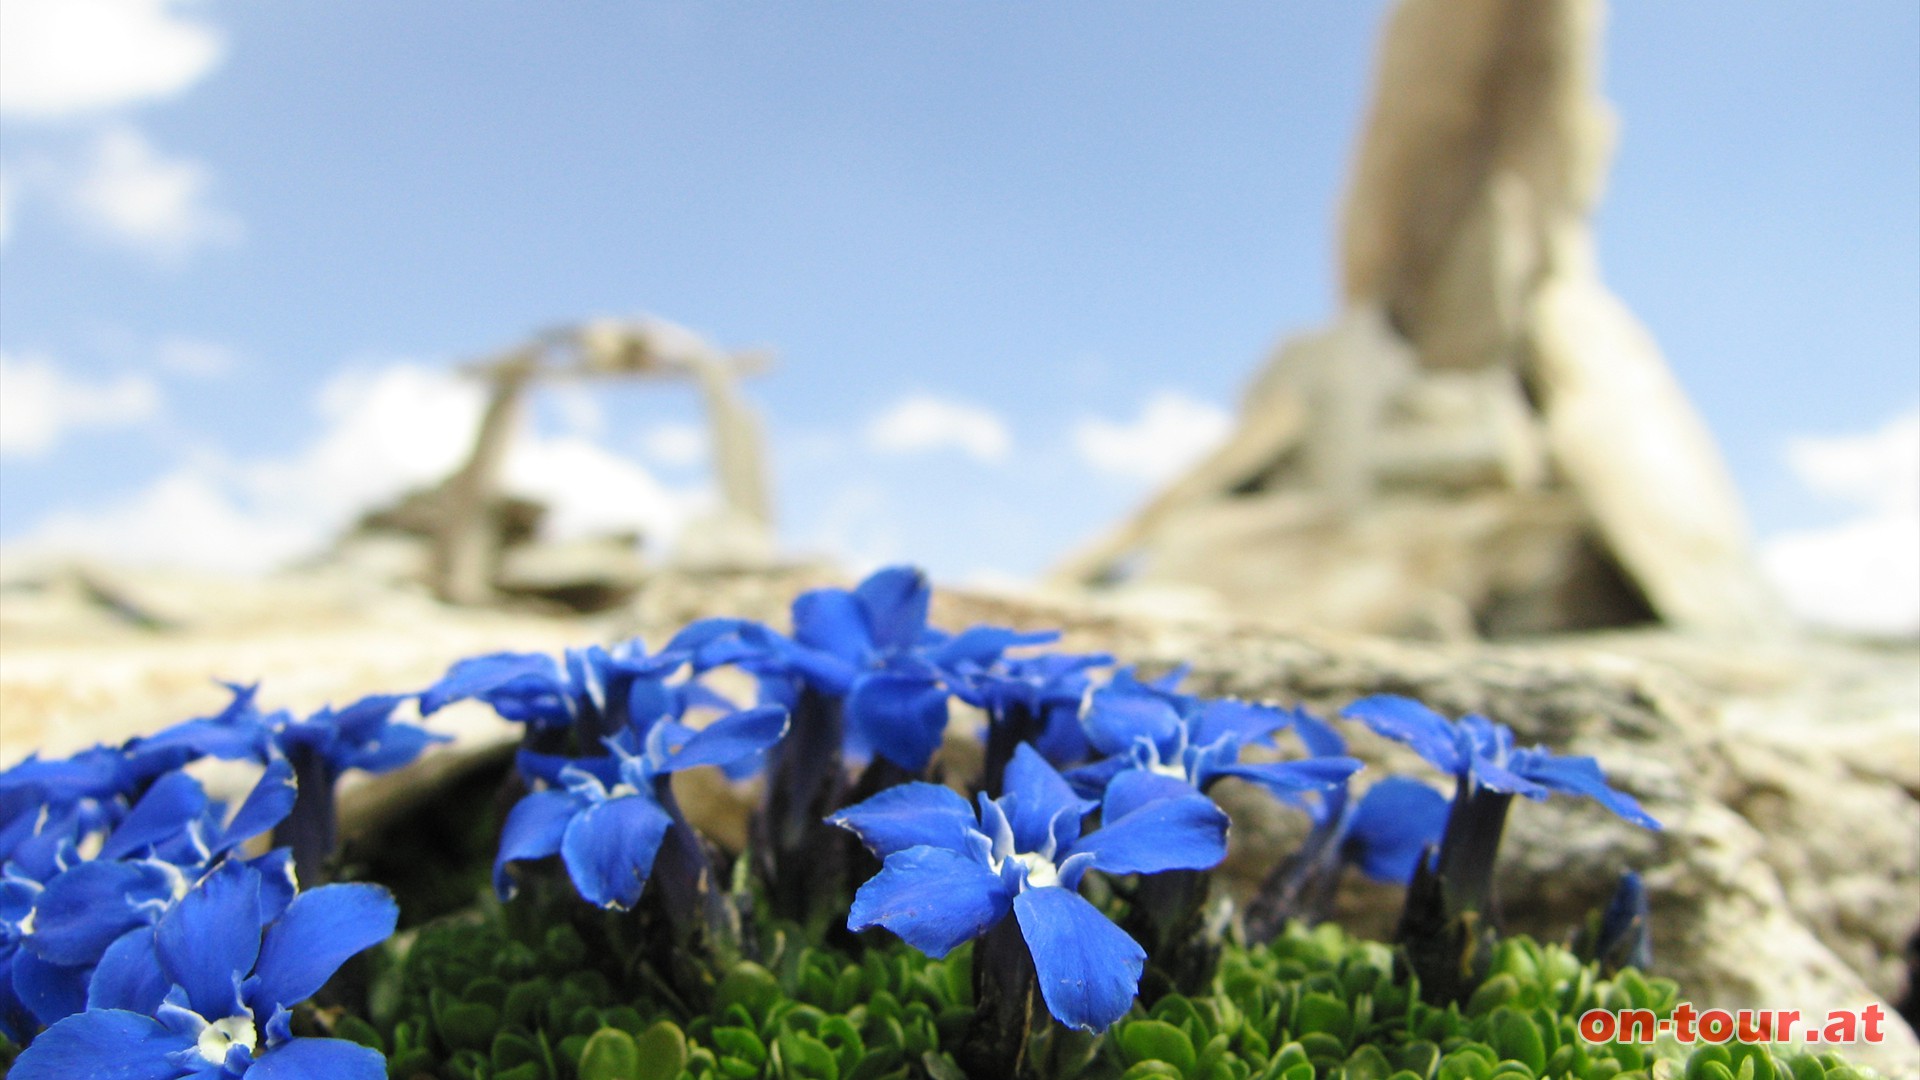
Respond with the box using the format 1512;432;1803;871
363;904;1867;1080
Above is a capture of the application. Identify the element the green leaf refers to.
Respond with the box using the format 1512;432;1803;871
633;1021;690;1080
1122;1019;1200;1076
1466;975;1521;1017
1487;1008;1546;1076
578;1028;641;1080
1690;1063;1736;1080
711;1027;767;1068
438;1001;503;1052
1120;1064;1187;1080
1294;992;1353;1044
491;1031;546;1073
332;1015;384;1054
717;963;782;1016
922;1051;968;1080
778;1029;840;1080
1341;1045;1394;1080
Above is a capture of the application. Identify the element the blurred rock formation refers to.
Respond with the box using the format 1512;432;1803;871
333;316;778;611
1054;0;1785;640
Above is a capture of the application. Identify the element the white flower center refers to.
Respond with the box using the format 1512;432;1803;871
1148;757;1188;781
608;783;640;799
1012;851;1060;890
196;1015;257;1065
15;908;35;936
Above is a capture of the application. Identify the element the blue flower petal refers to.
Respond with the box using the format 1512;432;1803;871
1205;756;1363;800
1082;690;1183;758
848;847;1011;958
1070;793;1228;877
336;723;449;774
421;653;568;724
246;1035;389;1080
927;627;1059;667
1288;708;1349;759
559;796;674;910
98;770;208;861
662;705;790;773
1509;752;1661;830
827;782;981;858
10;950;90;1026
329;695;407;745
1341;696;1464;775
791;588;874;660
1062;755;1130;801
1189;701;1293;749
1013;886;1144;1032
155;859;260;1021
1002;744;1096;853
9;1007;190;1080
26;860;173;966
492;790;579;899
246;849;299;921
853;566;930;651
217;758;300;854
846;673;950;773
1097;769;1197;823
247;883;398;1015
86;927;168;1014
1345;777;1449;884
1467;757;1550;799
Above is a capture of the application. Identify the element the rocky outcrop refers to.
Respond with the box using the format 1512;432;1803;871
1055;0;1786;640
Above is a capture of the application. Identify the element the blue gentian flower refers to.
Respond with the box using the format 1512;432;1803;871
944;646;1109;786
1243;716;1448;937
830;744;1229;1031
8;764;298;1030
1340;695;1659;829
130;682;277;765
0;874;39;1040
1272;710;1449;887
1067;684;1362;812
258;694;446;889
421;641;709;740
12;858;397;1080
1342;694;1659;942
493;705;787;908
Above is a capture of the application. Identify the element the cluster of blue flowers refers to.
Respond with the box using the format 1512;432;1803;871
1;565;1662;1077
1;684;438;1077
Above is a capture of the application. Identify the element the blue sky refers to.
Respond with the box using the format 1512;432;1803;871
1;1;1915;629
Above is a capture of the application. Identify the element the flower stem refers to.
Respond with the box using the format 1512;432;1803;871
956;916;1036;1079
982;702;1042;797
750;687;848;924
273;744;338;890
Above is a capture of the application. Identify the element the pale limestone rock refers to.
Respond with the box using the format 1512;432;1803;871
1529;269;1787;634
1057;0;1785;642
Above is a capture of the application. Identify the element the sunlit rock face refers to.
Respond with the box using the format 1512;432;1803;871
1054;0;1785;641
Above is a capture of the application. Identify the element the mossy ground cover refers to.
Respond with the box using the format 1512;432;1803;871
330;879;1868;1080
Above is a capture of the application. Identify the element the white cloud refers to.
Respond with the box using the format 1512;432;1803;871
154;338;237;378
865;394;1012;463
643;422;708;468
10;362;709;573
0;350;160;457
0;0;224;119
1761;407;1920;637
1072;390;1231;484
67;125;239;257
